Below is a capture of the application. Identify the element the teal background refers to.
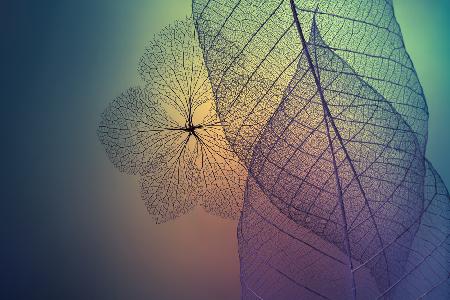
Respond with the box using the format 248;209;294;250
396;0;450;183
1;0;449;299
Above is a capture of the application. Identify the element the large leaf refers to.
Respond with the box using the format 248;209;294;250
193;0;449;298
248;17;425;295
239;159;449;299
193;0;428;164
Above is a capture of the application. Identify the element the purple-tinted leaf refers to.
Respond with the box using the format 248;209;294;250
239;159;449;299
248;17;425;295
193;0;449;298
388;160;450;299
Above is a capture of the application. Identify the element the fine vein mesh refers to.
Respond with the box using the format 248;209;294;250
239;159;449;299
193;0;449;299
249;19;425;295
98;18;246;223
239;176;379;300
193;0;428;164
388;160;450;299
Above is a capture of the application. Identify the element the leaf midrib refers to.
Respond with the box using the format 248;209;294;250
289;0;393;297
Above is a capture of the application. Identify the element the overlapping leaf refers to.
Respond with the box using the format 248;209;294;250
193;0;428;164
249;18;425;294
389;161;450;299
239;159;449;299
193;0;449;298
96;0;449;297
98;18;246;223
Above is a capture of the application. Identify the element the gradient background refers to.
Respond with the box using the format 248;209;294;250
2;0;449;299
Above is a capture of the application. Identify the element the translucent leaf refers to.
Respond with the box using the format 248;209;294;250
193;0;449;298
248;17;425;295
193;0;428;165
98;18;246;223
239;159;449;299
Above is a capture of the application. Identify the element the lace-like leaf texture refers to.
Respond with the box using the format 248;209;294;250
98;18;246;223
239;159;449;299
193;0;449;298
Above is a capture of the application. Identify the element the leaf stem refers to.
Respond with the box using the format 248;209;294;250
289;1;357;298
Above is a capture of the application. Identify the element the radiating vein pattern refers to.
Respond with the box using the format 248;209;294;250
98;18;246;223
193;0;449;299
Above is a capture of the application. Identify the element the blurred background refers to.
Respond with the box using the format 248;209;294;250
1;0;449;299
